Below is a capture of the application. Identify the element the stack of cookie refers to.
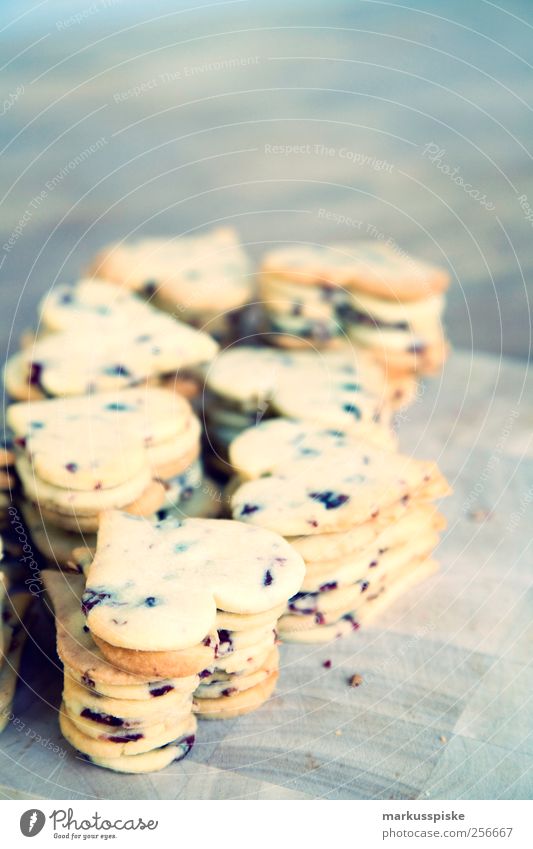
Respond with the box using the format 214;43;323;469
0;548;33;732
36;277;209;399
42;570;198;773
4;288;218;401
81;511;304;724
202;345;407;472
6;386;221;562
88;227;253;343
260;241;449;374
228;419;450;642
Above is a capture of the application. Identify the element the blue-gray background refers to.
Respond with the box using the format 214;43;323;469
1;0;532;360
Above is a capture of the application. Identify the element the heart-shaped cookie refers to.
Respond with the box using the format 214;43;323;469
4;308;218;399
230;420;450;536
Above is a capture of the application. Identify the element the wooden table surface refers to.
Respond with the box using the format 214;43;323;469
0;1;532;800
1;350;532;800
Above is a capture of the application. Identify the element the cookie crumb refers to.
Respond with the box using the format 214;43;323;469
439;735;447;744
322;659;332;669
348;673;363;687
468;509;491;522
335;729;342;736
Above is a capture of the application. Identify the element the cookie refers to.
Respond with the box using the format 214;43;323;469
259;242;450;373
286;500;416;563
20;501;95;569
0;591;32;732
88;227;252;340
91;633;218;679
83;511;305;652
228;418;449;643
300;506;445;591
39;278;156;333
203;345;397;461
194;668;278;719
4;308;218;399
283;535;439;623
41;571;197;690
79;730;196;774
230;419;391;483
261;242;449;300
230;425;450;536
59;708;196;763
9;388;204;545
42;569;199;771
279;558;439;643
30;478;165;533
194;646;278;699
8;387;200;472
62;677;193;726
16;454;161;521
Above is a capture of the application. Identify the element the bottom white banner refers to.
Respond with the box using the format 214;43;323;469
2;799;530;848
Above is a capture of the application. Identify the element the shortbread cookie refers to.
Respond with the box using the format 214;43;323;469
39;278;156;333
285;501;434;562
43;570;199;770
63;677;192;726
31;478;165;532
8;387;200;473
91;633;219;679
16;454;154;517
60;708;196;761
89;228;252;337
194;669;278;719
261;242;449;300
284;537;438;624
205;346;390;415
300;506;444;591
0;592;32;731
83;511;305;652
203;346;403;463
229;419;390;482
20;501;95;569
279;558;438;643
259;242;450;371
61;711;196;773
194;647;278;699
41;570;198;691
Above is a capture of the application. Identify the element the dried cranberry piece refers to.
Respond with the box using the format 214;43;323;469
309;491;350;510
149;684;174;697
80;708;124;727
